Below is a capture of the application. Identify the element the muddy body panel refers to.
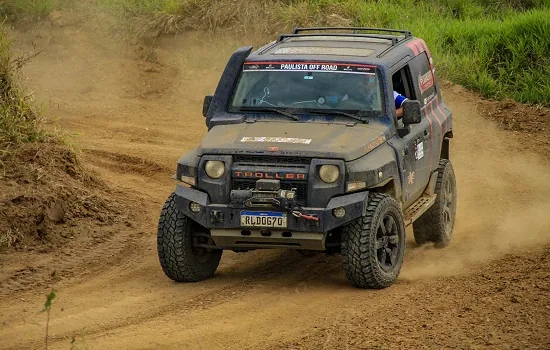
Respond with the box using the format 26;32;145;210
198;121;388;162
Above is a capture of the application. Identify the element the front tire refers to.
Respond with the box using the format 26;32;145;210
413;159;457;248
342;193;406;289
157;193;222;282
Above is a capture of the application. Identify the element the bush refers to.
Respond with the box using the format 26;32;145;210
0;23;48;165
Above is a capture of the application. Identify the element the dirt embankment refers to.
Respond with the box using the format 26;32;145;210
0;142;124;250
0;11;549;350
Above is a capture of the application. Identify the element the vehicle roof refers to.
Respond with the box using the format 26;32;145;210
246;28;419;68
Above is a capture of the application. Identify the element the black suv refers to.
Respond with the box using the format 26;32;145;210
157;28;456;289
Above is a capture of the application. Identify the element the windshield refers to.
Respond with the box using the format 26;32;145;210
230;62;384;118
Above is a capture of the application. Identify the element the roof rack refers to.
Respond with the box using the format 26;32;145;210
293;27;412;37
277;27;412;46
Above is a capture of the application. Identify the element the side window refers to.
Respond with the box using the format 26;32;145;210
408;52;436;106
391;66;415;102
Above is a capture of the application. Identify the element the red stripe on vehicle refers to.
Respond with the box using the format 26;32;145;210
418;39;438;85
406;41;419;56
413;41;425;54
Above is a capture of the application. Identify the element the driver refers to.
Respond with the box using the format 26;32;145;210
394;91;407;118
342;76;408;118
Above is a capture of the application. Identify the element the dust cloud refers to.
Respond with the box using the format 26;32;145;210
401;94;550;280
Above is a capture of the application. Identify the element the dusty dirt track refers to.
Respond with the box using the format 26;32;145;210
1;22;549;349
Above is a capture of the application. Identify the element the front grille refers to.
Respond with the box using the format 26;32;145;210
233;155;311;165
232;179;308;206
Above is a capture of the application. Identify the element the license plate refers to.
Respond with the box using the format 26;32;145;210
240;211;287;228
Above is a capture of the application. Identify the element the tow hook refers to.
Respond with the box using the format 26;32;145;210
292;210;319;221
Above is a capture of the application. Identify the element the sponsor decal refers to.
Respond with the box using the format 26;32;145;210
365;135;387;152
233;170;307;180
424;92;435;105
244;62;376;75
419;70;434;94
240;137;312;144
415;141;424;160
408;171;415;185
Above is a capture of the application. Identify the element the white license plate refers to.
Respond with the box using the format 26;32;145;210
240;211;287;228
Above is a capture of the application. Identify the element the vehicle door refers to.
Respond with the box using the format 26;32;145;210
390;55;435;207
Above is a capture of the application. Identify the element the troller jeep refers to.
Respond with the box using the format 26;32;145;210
157;28;456;289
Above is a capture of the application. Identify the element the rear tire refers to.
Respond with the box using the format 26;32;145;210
342;193;406;289
157;193;222;282
413;159;457;248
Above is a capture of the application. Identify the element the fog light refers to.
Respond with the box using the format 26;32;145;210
333;207;346;219
189;202;201;213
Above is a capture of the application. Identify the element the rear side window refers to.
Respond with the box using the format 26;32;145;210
408;53;436;106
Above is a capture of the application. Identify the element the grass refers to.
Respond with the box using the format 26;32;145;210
0;22;49;167
432;9;550;104
1;0;549;105
0;228;24;248
0;0;57;19
94;0;550;106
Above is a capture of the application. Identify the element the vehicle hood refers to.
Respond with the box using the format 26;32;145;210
197;121;389;162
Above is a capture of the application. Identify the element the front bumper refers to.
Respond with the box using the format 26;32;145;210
174;184;367;248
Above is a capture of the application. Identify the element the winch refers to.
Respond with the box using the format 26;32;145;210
229;179;297;210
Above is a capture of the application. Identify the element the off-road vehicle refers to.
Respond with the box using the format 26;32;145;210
157;27;456;289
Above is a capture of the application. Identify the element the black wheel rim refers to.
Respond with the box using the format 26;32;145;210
442;176;455;237
192;233;214;264
375;214;401;272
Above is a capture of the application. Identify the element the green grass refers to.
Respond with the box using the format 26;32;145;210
432;9;550;104
0;0;57;19
93;0;550;106
0;23;48;164
2;0;550;105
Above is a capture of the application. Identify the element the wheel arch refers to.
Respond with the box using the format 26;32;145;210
440;130;453;160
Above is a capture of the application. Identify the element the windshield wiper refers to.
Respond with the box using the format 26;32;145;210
308;110;369;124
239;107;300;121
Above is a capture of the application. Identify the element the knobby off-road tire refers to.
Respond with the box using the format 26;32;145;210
413;159;457;248
342;193;406;289
157;193;222;282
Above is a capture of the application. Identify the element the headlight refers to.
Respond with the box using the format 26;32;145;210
319;165;340;183
205;160;225;179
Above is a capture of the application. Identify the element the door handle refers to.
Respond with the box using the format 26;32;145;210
423;130;430;139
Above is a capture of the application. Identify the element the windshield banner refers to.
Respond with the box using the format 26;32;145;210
244;62;376;75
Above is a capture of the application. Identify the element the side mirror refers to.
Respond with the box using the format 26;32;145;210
203;95;213;118
402;100;422;125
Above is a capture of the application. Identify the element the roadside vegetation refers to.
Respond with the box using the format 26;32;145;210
0;0;60;20
1;22;118;251
1;0;549;104
0;22;49;164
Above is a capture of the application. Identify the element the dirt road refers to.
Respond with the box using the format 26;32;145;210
1;23;549;349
